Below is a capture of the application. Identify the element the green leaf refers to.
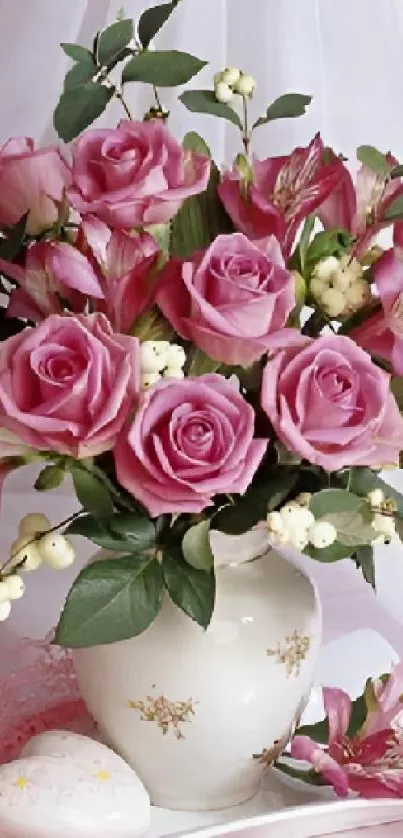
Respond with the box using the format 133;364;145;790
298;215;316;273
54;83;114;142
162;547;215;628
253;93;312;130
305;228;353;278
310;489;374;547
66;511;156;553
97;19;133;66
182;520;214;571
55;555;164;647
390;164;403;179
0;214;28;261
182;131;211;156
35;464;65;492
180;89;243;129
348;469;403;518
214;472;298;536
170;138;233;259
71;466;114;520
123;50;206;87
356;145;392;178
305;541;354;563
61;43;95;63
355;545;376;589
138;2;178;48
384;194;403;222
347;693;368;737
64;61;96;91
186;348;220;376
296;717;329;745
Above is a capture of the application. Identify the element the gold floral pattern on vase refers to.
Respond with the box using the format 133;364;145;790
267;630;311;677
127;694;196;740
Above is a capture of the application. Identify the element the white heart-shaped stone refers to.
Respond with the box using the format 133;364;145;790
0;731;150;838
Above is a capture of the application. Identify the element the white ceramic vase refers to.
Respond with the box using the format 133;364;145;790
73;534;321;811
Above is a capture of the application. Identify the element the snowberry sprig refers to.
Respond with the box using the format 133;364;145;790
140;340;186;388
266;494;337;551
310;255;371;319
367;489;398;544
214;68;256;104
0;513;76;622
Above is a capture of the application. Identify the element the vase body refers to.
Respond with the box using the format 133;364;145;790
73;543;321;811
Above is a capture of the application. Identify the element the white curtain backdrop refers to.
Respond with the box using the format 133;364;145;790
2;0;403;162
1;0;403;657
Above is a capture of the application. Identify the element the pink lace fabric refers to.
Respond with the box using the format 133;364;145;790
0;635;95;764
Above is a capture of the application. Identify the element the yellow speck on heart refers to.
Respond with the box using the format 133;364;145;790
95;770;111;782
15;777;29;790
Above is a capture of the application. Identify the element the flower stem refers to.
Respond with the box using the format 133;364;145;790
115;88;133;120
153;85;163;111
242;96;250;156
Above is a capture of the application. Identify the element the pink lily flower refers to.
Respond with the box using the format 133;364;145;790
79;216;161;333
0;241;95;322
350;225;403;374
291;681;403;799
318;153;403;257
218;134;342;257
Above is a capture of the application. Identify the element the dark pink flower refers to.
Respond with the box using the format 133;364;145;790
68;120;211;228
218;135;342;257
0;137;70;235
291;676;403;799
114;374;267;516
350;235;403;375
79;216;160;333
156;233;298;367
319;154;403;257
261;333;403;471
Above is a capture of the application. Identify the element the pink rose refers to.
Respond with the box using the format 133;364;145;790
218;135;342;257
351;235;403;374
0;137;70;235
261;334;403;471
156;233;297;366
0;313;139;458
114;374;267;516
68;120;211;229
79;216;160;333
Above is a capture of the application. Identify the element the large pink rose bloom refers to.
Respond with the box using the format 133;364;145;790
68;120;211;228
0;313;139;458
114;374;267;516
0;137;70;235
261;334;403;471
156;233;297;367
351;227;403;374
218;135;342;257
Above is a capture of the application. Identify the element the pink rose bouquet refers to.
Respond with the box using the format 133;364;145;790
0;7;403;751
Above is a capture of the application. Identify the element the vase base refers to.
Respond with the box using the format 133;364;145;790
150;784;261;812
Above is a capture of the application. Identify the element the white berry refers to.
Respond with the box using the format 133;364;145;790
140;341;167;374
332;269;352;292
345;279;371;310
19;512;51;538
165;344;186;370
315;256;340;282
308;521;337;549
215;81;234;104
0;600;11;622
38;533;76;570
5;574;25;601
266;511;284;533
320;287;346;318
234;74;256;97
163;367;185;380
0;580;10;604
310;276;327;300
221;67;241;86
367;489;384;509
372;513;396;540
141;372;161;389
287;526;309;551
296;508;315;530
10;536;43;572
